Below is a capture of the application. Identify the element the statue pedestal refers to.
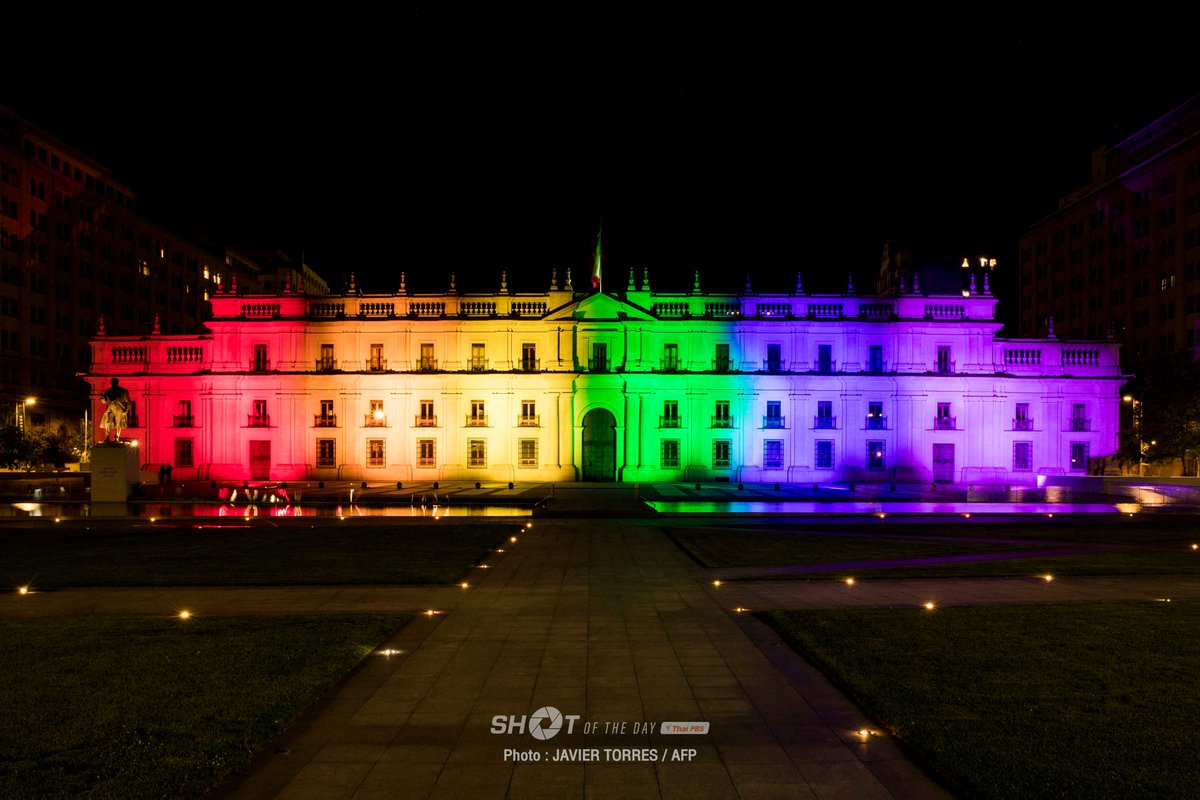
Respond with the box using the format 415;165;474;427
91;442;140;502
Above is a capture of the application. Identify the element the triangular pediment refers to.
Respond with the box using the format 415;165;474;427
544;292;656;321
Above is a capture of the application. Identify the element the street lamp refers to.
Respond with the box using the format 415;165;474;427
15;397;36;433
1123;395;1145;477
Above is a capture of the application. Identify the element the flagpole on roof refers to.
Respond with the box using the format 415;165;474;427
592;218;603;293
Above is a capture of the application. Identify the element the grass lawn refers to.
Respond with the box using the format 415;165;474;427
1;521;514;586
667;519;1200;579
765;603;1200;799
0;614;407;799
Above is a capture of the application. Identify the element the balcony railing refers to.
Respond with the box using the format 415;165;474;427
659;357;681;372
814;415;837;430
815;359;836;374
469;358;489;372
315;358;337;372
518;415;540;427
763;415;786;429
712;358;732;372
866;359;887;374
865;415;887;430
589;357;612;372
466;415;488;427
415;415;438;427
249;359;270;372
934;416;957;430
517;358;540;372
314;415;337;428
173;414;194;427
1013;418;1034;431
367;358;387;372
417;358;438;371
763;359;784;373
1070;418;1091;432
247;415;270;428
364;414;388;427
659;416;682;428
935;360;956;374
711;415;733;428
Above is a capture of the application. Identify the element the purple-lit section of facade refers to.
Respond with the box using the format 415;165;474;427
84;275;1124;484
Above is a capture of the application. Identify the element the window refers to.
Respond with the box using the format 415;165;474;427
250;400;268;426
662;343;680;371
661;439;680;469
866;441;885;469
868;344;884;373
713;400;731;427
591;342;608;372
175;400;193;427
815;440;834;469
521;342;538;371
469;400;487;426
1070;442;1089;472
763;440;784;470
1014;402;1032;431
714;343;731;372
369;343;385;371
662;400;680;428
419;342;436;370
174;438;194;468
815;401;834;429
417;439;436;467
866;401;885;429
252;344;268;371
418;400;436;427
317;439;336;468
765;400;784;429
765;343;782;372
817;343;833;372
712;439;732;469
318;343;335;371
470;343;486;371
1071;403;1088;432
367;399;385;426
367;439;385;468
520;400;538;426
468;439;486;467
316;399;335;427
1013;441;1032;472
936;345;953;373
935;402;954;430
519;439;537;467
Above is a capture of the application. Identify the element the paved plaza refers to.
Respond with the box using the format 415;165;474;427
6;486;1200;798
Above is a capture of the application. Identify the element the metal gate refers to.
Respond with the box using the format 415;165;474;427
933;443;955;483
581;408;616;482
249;440;271;480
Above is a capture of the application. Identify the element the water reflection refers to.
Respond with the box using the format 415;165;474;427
647;501;1139;515
3;501;531;518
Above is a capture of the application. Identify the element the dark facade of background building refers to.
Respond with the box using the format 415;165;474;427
0;106;320;430
1019;94;1200;368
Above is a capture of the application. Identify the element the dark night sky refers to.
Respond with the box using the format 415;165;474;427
7;21;1198;301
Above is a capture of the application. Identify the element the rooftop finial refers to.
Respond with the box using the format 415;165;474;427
912;272;920;293
983;273;990;294
1047;315;1055;338
694;270;701;293
450;272;457;292
847;274;855;294
349;272;357;293
152;313;160;334
566;268;572;291
628;267;635;291
284;271;292;293
501;270;508;293
97;314;106;336
551;267;558;291
970;274;977;294
399;271;407;294
796;272;803;294
642;266;649;291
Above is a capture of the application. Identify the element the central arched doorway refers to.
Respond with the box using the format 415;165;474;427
581;408;616;481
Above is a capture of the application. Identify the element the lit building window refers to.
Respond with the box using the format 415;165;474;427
866;441;885;469
367;439;385;468
1013;441;1032;472
468;438;487;467
764;440;784;470
174;438;194;468
815;440;834;469
712;439;731;468
317;439;336;468
417;439;436;467
519;438;537;467
662;439;680;468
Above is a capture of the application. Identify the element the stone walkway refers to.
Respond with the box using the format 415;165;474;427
9;507;1200;798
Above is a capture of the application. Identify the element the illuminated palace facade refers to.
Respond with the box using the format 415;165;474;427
84;272;1124;485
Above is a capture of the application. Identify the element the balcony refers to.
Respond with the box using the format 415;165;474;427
763;415;786;429
367;358;387;372
1070;418;1091;432
589;357;612;373
415;415;438;427
935;360;956;374
364;414;388;427
314;415;338;428
712;357;732;373
417;358;438;372
866;359;887;374
814;415;837;430
315;358;338;372
711;415;733;428
660;416;682;429
469;358;489;372
865;415;888;430
659;357;681;372
247;415;270;428
815;359;836;374
466;415;488;427
934;416;957;430
249;358;270;372
518;415;540;427
762;359;784;373
517;358;540;372
173;414;194;427
1013;418;1034;431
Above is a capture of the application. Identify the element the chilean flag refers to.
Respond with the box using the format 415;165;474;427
591;222;603;291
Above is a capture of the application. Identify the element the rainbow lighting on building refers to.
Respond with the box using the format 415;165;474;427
84;268;1123;484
